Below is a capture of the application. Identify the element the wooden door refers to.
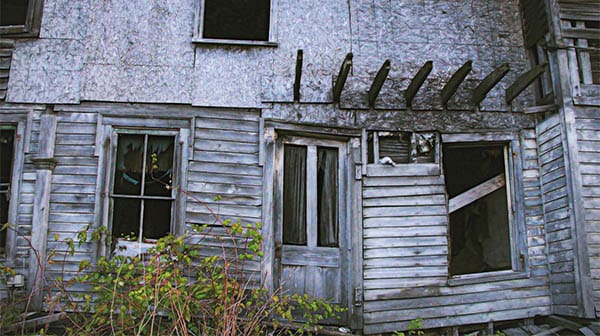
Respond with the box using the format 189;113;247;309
275;136;348;321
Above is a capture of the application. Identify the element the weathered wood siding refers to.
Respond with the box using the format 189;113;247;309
186;109;263;274
361;131;549;334
574;107;600;316
46;112;99;289
536;114;579;316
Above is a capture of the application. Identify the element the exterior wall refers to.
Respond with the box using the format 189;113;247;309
574;108;600;316
361;128;550;334
6;0;532;111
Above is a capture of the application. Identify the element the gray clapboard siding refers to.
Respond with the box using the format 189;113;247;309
362;128;550;334
186;110;262;273
574;107;600;315
537;114;580;315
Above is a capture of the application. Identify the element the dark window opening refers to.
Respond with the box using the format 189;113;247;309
317;147;338;247
283;145;307;245
111;133;175;248
0;128;15;255
202;0;270;41
444;144;512;276
0;0;28;27
282;144;339;247
584;21;600;84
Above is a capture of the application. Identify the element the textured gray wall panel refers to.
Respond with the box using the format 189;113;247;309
7;39;84;103
40;0;90;40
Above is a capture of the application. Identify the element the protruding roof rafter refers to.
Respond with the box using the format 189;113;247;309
368;59;390;108
505;63;547;104
294;49;303;103
405;61;433;108
441;60;472;108
332;53;353;104
472;63;510;107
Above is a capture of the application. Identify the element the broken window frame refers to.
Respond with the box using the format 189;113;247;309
561;19;600;96
442;133;528;285
0;0;44;37
0;121;25;262
192;0;278;46
105;128;185;257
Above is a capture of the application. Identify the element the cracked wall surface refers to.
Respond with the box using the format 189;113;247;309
6;0;532;110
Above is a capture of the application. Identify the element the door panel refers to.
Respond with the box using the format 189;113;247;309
276;136;348;322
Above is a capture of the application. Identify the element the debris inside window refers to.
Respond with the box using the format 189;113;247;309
443;144;512;276
203;0;270;41
369;131;436;164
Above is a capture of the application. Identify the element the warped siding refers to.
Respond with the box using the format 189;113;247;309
361;138;549;335
46;112;98;289
536;114;579;316
186;109;262;274
574;107;600;315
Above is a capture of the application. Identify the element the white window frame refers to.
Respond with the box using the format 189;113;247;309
442;133;529;286
96;120;190;258
192;0;278;46
0;0;44;37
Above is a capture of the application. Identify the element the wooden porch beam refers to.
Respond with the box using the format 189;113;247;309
405;61;433;108
332;52;353;103
441;60;472;107
472;63;510;107
294;49;303;102
448;173;505;214
368;59;390;108
505;63;547;104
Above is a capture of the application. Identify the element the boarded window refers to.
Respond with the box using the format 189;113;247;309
282;144;339;247
0;128;14;255
111;133;175;247
0;0;28;26
444;144;512;276
202;0;270;41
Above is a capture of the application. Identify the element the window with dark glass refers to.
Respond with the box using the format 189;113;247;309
444;144;512;276
282;144;338;247
201;0;270;41
0;0;29;26
0;128;15;256
111;133;175;246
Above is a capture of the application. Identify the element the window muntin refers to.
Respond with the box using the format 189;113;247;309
0;127;15;256
110;132;176;246
282;143;339;248
444;143;512;276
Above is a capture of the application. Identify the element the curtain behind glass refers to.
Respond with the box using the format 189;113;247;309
283;145;307;245
317;147;338;247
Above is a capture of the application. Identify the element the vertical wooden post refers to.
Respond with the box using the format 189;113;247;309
28;106;57;311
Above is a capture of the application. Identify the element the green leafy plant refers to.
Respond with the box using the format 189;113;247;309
393;318;425;336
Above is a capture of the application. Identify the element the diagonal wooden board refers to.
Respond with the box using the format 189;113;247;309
448;173;505;214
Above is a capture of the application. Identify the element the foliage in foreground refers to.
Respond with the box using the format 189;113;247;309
40;221;345;336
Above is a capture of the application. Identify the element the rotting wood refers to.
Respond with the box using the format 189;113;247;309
472;63;510;107
294;49;303;103
368;59;391;108
441;60;472;108
505;63;547;104
405;61;433;108
333;52;353;103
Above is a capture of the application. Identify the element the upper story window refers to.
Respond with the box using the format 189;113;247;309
0;0;43;37
193;0;277;46
0;127;15;256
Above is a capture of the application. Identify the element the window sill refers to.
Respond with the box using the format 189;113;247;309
447;270;529;286
192;37;278;47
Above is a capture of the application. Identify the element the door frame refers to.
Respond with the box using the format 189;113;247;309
261;122;363;330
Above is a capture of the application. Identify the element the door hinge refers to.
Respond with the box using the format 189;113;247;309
353;287;363;307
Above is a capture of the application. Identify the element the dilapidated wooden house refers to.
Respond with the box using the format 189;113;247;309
0;0;599;334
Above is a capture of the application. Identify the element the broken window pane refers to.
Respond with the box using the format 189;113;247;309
444;144;512;276
0;0;28;26
283;145;307;245
144;135;174;197
114;134;144;196
0;129;15;255
203;0;270;41
111;133;176;250
317;147;338;247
